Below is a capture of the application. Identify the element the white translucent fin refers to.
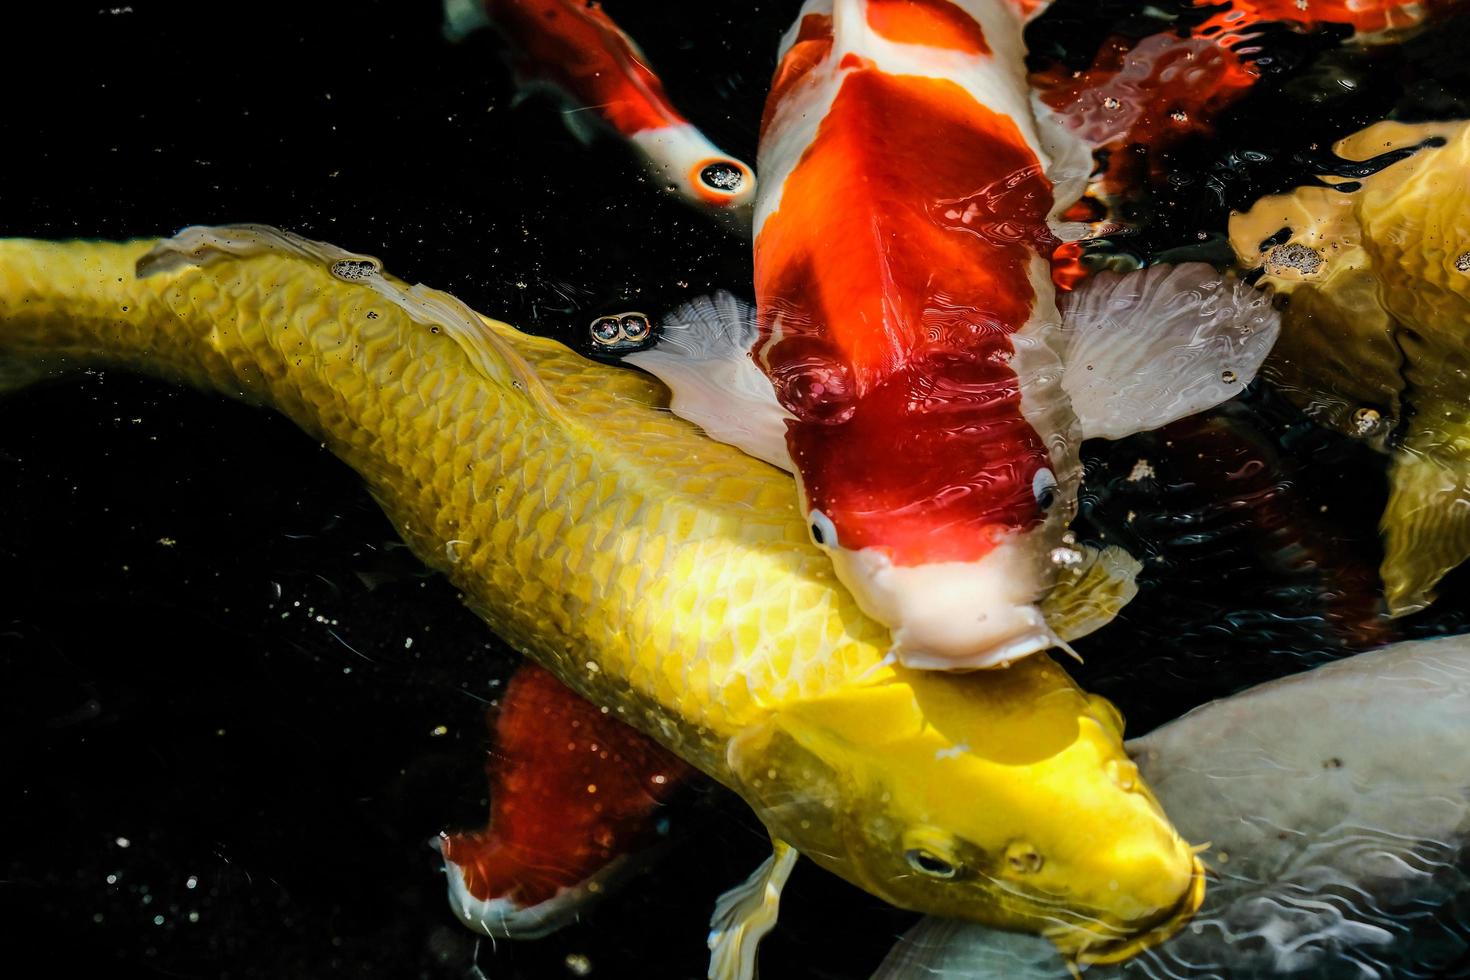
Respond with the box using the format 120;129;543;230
1032;93;1093;232
557;99;605;147
134;223;375;278
1058;263;1281;441
1040;544;1142;642
435;835;630;940
442;0;490;41
626;292;794;472
137;224;563;418
707;840;798;980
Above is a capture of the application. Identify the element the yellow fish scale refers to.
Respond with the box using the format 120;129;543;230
1354;122;1470;336
1230;120;1470;615
0;230;1210;966
0;235;887;772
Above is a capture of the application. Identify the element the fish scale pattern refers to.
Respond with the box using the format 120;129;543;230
1231;120;1470;616
0;236;891;779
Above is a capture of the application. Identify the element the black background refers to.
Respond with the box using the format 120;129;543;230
4;1;1470;978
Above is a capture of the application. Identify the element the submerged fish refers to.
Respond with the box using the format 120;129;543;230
877;631;1470;979
439;661;692;938
444;0;756;225
0;227;1204;976
1032;0;1459;204
1230;119;1470;616
628;0;1280;671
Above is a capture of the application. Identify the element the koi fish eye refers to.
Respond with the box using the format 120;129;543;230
589;312;656;352
699;161;746;193
1032;468;1059;513
808;509;838;548
905;849;959;880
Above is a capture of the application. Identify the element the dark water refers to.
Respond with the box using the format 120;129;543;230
3;2;1470;978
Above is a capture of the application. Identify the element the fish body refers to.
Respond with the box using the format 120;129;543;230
447;0;756;224
1230;119;1470;616
877;632;1470;979
1033;0;1461;203
746;0;1085;670
440;662;692;938
0;228;1202;972
625;1;1278;671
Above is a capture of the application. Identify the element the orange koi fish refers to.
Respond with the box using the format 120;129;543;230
439;662;692;938
631;0;1279;670
1034;0;1462;202
446;0;756;225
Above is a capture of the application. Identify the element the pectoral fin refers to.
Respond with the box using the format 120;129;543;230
1041;544;1142;642
706;839;799;980
1381;447;1470;617
626;293;795;472
442;0;490;41
1058;263;1281;441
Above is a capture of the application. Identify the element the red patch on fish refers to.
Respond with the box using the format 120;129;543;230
1192;0;1442;38
1050;240;1088;291
1033;0;1462;199
485;0;686;136
441;664;692;908
763;13;835;139
755;69;1055;565
1035;33;1254;197
865;0;990;54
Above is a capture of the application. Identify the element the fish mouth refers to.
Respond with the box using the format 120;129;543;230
1047;853;1208;966
895;622;1057;671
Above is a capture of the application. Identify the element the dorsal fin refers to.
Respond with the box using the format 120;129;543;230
137;224;563;418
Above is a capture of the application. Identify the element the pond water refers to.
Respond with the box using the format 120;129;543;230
4;1;1470;977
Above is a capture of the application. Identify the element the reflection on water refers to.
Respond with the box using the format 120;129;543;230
3;1;1470;978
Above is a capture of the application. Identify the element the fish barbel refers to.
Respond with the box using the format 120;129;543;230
0;226;1202;974
628;0;1279;673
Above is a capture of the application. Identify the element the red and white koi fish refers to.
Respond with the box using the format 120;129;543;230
1033;0;1464;203
439;662;692;939
445;0;756;226
631;0;1279;670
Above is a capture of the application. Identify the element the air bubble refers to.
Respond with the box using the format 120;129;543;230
1264;242;1323;276
619;313;651;341
1456;251;1470;272
590;316;621;345
1221;369;1238;384
699;161;745;192
330;258;380;282
1353;406;1382;436
589;311;654;351
1050;547;1084;568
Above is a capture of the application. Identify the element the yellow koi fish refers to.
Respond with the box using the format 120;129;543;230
0;227;1203;977
1230;119;1470;616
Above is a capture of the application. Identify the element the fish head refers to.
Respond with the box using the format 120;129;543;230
795;381;1077;668
728;658;1203;963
